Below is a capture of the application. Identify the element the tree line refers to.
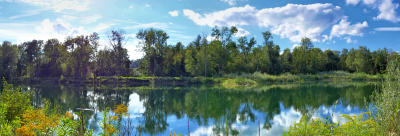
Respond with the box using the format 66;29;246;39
0;26;397;79
136;26;397;77
0;31;130;80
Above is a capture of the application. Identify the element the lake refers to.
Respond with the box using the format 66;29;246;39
19;82;378;136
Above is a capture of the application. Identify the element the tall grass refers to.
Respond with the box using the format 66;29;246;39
373;59;400;135
285;59;400;135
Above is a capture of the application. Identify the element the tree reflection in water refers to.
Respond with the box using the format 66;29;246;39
19;82;377;135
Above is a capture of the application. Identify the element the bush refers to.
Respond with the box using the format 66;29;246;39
285;112;380;136
373;59;400;135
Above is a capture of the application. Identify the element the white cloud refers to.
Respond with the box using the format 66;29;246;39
346;0;376;5
129;5;133;9
124;38;144;60
346;0;361;5
220;0;247;6
376;0;400;22
292;44;300;49
145;4;150;8
183;3;343;42
128;93;145;115
363;0;377;5
123;22;169;30
183;5;257;27
35;18;88;40
330;17;368;38
168;10;179;17
8;9;41;20
344;37;357;43
234;27;250;37
93;23;113;32
190;106;302;136
206;35;216;42
347;0;400;22
0;18;88;43
80;14;102;24
257;3;343;42
375;27;400;31
3;0;91;12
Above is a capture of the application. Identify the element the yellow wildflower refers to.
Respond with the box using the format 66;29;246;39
113;104;128;116
64;112;74;118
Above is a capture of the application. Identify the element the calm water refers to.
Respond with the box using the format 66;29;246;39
20;82;377;136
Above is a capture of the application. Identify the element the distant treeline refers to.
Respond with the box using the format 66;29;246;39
136;26;397;77
0;26;398;80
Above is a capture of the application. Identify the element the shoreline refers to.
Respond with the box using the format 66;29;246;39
11;71;385;87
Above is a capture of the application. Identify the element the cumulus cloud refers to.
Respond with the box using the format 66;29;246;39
292;44;300;49
0;18;88;43
346;0;377;5
346;0;361;5
3;0;91;12
344;37;357;43
168;10;179;17
374;27;400;31
35;18;88;40
183;3;343;42
234;27;250;37
376;0;400;22
346;0;400;22
330;17;368;39
220;0;247;6
183;5;257;27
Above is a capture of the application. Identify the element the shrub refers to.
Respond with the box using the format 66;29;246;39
373;59;400;135
285;112;380;136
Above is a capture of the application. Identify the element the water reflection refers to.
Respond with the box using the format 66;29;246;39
19;82;377;136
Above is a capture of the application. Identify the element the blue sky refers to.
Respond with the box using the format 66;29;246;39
0;0;399;60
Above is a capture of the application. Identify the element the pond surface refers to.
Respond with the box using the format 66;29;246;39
20;82;377;136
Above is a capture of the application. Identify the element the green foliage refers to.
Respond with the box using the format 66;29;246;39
221;78;257;88
374;57;400;135
0;79;99;135
285;112;380;136
0;26;397;81
0;103;14;135
0;80;32;122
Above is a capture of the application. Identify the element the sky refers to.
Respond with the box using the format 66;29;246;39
0;0;399;60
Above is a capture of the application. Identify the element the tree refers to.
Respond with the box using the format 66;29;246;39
354;46;373;73
97;49;115;76
184;45;199;76
42;39;63;77
0;41;18;80
23;40;43;77
292;38;309;73
372;49;388;74
236;37;256;73
109;30;130;77
262;31;281;74
280;48;292;73
346;48;357;72
65;34;97;79
338;49;348;71
324;50;340;71
137;28;169;76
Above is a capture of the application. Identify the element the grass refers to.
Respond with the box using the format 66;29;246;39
285;60;400;135
15;71;384;88
221;78;257;88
